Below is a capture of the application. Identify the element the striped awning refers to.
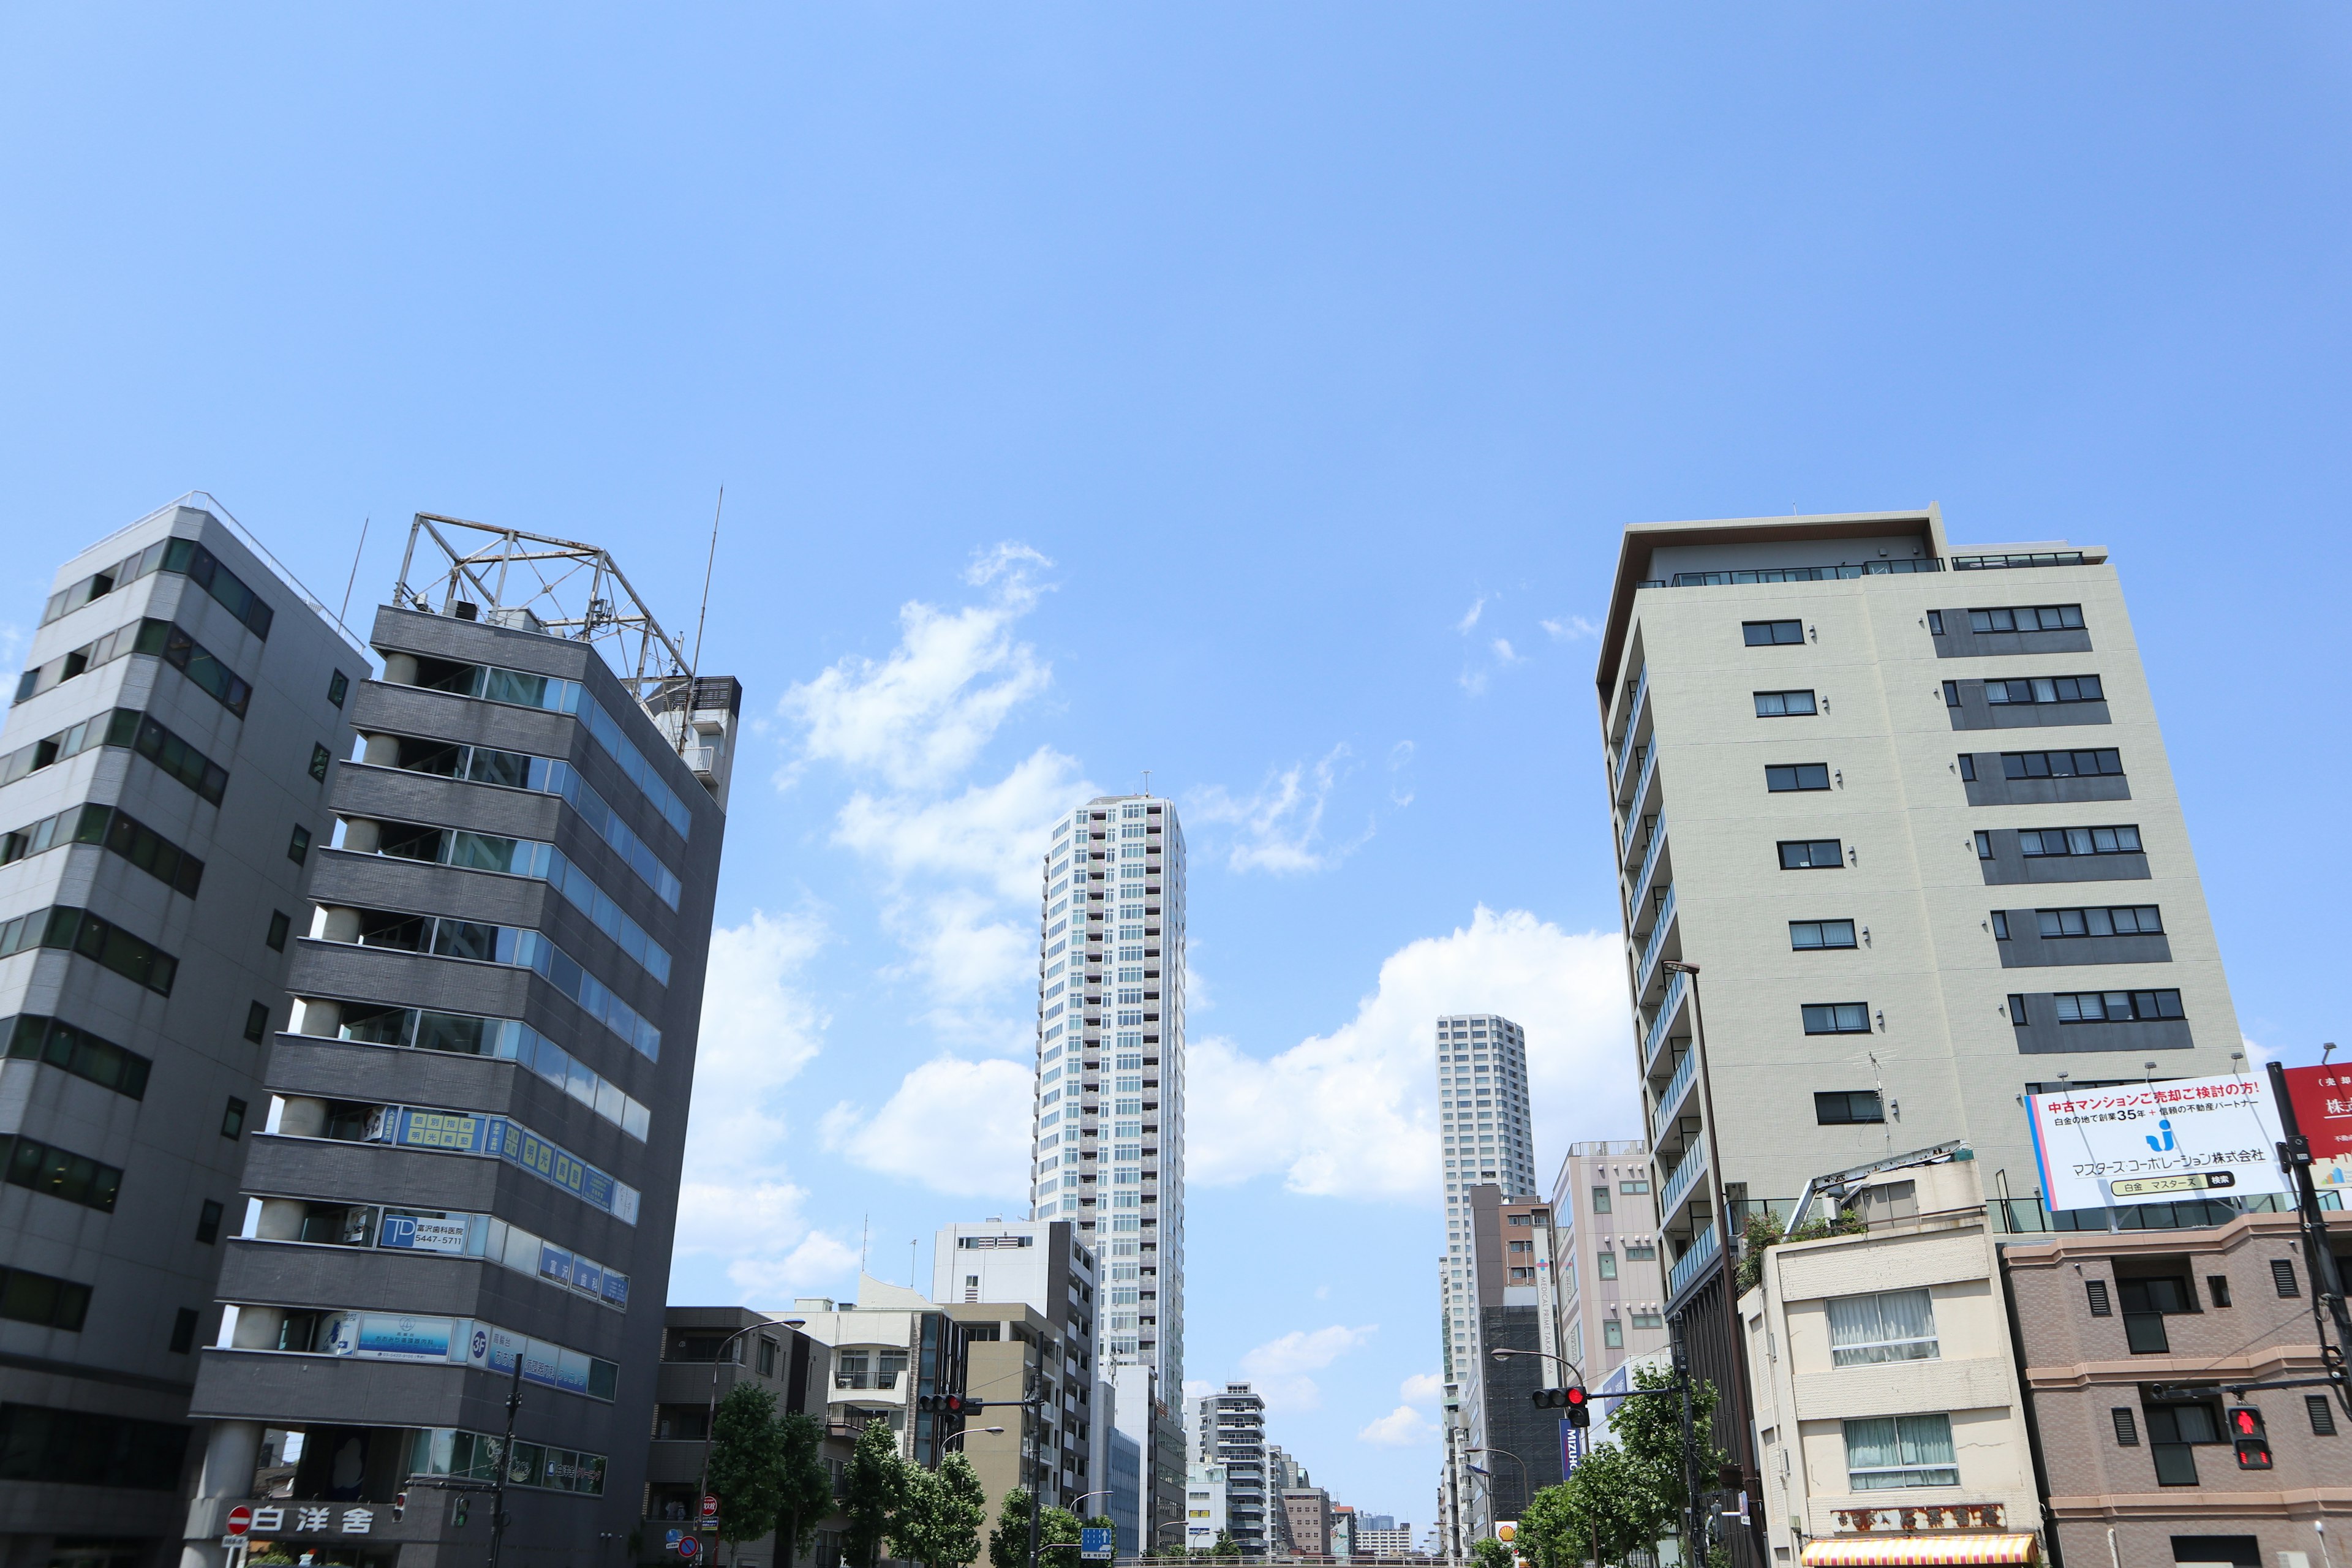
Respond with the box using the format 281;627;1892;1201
1801;1536;2041;1567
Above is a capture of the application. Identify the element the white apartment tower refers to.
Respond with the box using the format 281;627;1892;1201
1030;793;1187;1529
1594;508;2247;1530
1436;1013;1530;1374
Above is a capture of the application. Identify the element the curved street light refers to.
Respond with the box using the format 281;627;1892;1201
944;1426;1008;1450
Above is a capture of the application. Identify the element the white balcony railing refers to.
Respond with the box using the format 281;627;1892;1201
1634;884;1676;998
1642;970;1687;1075
1611;665;1649;785
1659;1137;1708;1215
1650;1046;1698;1144
1667;1219;1721;1298
1619;744;1659;856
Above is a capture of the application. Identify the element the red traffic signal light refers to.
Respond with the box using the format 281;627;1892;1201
1531;1386;1592;1427
918;1393;986;1415
2229;1406;2273;1471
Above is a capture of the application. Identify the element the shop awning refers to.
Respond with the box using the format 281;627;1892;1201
1801;1536;2041;1567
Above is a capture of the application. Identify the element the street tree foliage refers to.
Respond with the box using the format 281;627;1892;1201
707;1384;790;1548
1210;1530;1242;1558
775;1411;838;1555
892;1453;989;1568
843;1415;911;1568
1469;1535;1515;1568
1520;1364;1733;1568
987;1488;1084;1568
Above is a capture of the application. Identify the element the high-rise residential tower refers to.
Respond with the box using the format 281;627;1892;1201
1029;793;1187;1537
179;516;737;1566
1594;507;2247;1549
0;496;363;1568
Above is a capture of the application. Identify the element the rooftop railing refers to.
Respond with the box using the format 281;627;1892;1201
1667;558;1942;587
1953;551;2087;571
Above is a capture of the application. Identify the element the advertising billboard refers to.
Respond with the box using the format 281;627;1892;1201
2027;1072;2286;1212
2280;1065;2352;1191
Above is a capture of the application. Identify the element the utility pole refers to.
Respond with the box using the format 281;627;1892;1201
486;1349;524;1568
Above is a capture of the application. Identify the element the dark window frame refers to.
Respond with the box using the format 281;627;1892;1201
1766;763;1832;793
1742;619;1806;647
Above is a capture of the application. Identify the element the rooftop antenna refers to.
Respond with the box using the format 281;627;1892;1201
861;1213;870;1276
338;516;370;625
1142;769;1152;798
911;1238;918;1291
678;487;723;756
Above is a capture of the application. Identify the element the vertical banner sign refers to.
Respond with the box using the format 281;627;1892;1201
2027;1072;2288;1212
1560;1419;1587;1478
2282;1066;2352;1192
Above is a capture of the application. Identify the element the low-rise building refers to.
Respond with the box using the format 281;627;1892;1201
1282;1485;1331;1558
1740;1152;2040;1564
1185;1461;1229;1553
1354;1523;1414;1558
645;1307;853;1568
2003;1206;2352;1568
1548;1141;1670;1387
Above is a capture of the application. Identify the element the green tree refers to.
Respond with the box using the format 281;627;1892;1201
1210;1529;1241;1559
1610;1362;1728;1536
892;1453;990;1568
987;1490;1085;1568
843;1415;910;1568
1469;1535;1515;1568
1521;1446;1659;1568
707;1384;791;1551
1735;1208;1866;1294
775;1411;839;1556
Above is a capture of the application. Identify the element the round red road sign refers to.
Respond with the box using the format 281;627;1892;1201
226;1506;254;1537
701;1494;718;1521
679;1535;701;1559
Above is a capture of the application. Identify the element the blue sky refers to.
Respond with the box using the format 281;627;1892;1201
3;3;2348;1526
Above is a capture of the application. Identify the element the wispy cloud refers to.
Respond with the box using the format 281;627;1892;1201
1491;638;1524;665
1541;614;1600;641
1455;597;1487;634
778;547;1054;792
1189;745;1366;874
1400;1371;1445;1404
1240;1324;1379;1411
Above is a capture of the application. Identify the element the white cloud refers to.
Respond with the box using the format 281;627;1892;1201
1183;1379;1215;1402
779;548;1052;791
837;746;1087;900
1491;638;1524;665
1240;1324;1379;1412
669;910;850;1303
1359;1406;1438;1447
1541;615;1600;641
1186;907;1634;1199
822;1056;1036;1197
1455;597;1487;634
1400;1371;1445;1404
2242;1033;2275;1068
1458;668;1488;697
1189;746;1365;875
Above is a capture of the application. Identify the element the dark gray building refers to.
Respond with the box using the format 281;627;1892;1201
0;496;366;1568
179;518;738;1568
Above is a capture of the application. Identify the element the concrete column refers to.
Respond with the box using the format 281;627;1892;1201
340;818;380;854
232;1303;287;1348
361;731;399;766
275;1098;328;1139
381;652;418;685
294;998;341;1036
318;907;360;943
179;1419;262;1568
254;1199;306;1242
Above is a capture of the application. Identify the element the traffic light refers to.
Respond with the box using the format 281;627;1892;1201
2229;1406;2273;1471
1530;1386;1591;1426
393;1491;407;1521
917;1393;986;1415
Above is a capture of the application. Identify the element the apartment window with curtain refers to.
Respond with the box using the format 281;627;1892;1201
1843;1414;1959;1489
1826;1289;1939;1366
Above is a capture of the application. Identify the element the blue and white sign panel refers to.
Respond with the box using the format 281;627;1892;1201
1560;1420;1588;1477
1080;1528;1114;1561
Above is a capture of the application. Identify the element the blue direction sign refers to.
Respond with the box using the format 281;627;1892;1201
1080;1527;1114;1561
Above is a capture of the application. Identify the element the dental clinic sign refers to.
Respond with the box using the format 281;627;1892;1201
2027;1072;2287;1212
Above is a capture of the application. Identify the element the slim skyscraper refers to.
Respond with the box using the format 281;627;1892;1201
0;496;363;1568
1029;792;1186;1534
179;516;738;1567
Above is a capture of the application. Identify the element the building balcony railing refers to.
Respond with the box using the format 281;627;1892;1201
1666;1220;1721;1299
1627;813;1668;914
1636;558;1946;590
1633;884;1676;999
1659;1136;1708;1216
1640;970;1687;1078
1618;746;1659;856
1610;665;1649;783
1989;1189;2337;1234
1952;551;2086;572
1649;1047;1697;1146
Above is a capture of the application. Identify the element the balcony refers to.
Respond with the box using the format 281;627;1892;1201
1952;551;2086;571
1627;815;1668;914
1610;666;1649;784
1633;885;1677;1000
1649;1047;1697;1147
1667;1220;1721;1299
1640;970;1687;1078
1659;1137;1708;1216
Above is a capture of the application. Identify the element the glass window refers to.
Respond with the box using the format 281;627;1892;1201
1790;920;1856;950
1597;1251;1618;1280
266;911;290;951
1827;1289;1939;1365
1591;1186;1612;1215
1778;839;1843;870
220;1099;247;1139
309;743;332;782
2053;990;2185;1023
1754;690;1817;717
1958;753;1977;781
1844;1414;1958;1489
287;825;311;865
1765;764;1831;793
1603;1319;1624;1348
1814;1091;1883;1125
1802;1003;1871;1035
1743;620;1805;647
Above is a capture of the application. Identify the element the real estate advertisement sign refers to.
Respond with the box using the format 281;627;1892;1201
2280;1065;2352;1191
2026;1072;2286;1212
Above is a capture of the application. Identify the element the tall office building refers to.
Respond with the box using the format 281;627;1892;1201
1028;793;1187;1535
1594;507;2246;1540
1545;1140;1668;1387
0;497;362;1568
178;516;738;1566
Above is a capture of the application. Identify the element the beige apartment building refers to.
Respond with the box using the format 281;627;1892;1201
1740;1154;2041;1566
1549;1140;1671;1387
1594;508;2250;1547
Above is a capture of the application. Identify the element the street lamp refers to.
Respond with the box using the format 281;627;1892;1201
1487;1347;1585;1387
944;1427;1007;1451
1464;1448;1528;1526
695;1319;804;1540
